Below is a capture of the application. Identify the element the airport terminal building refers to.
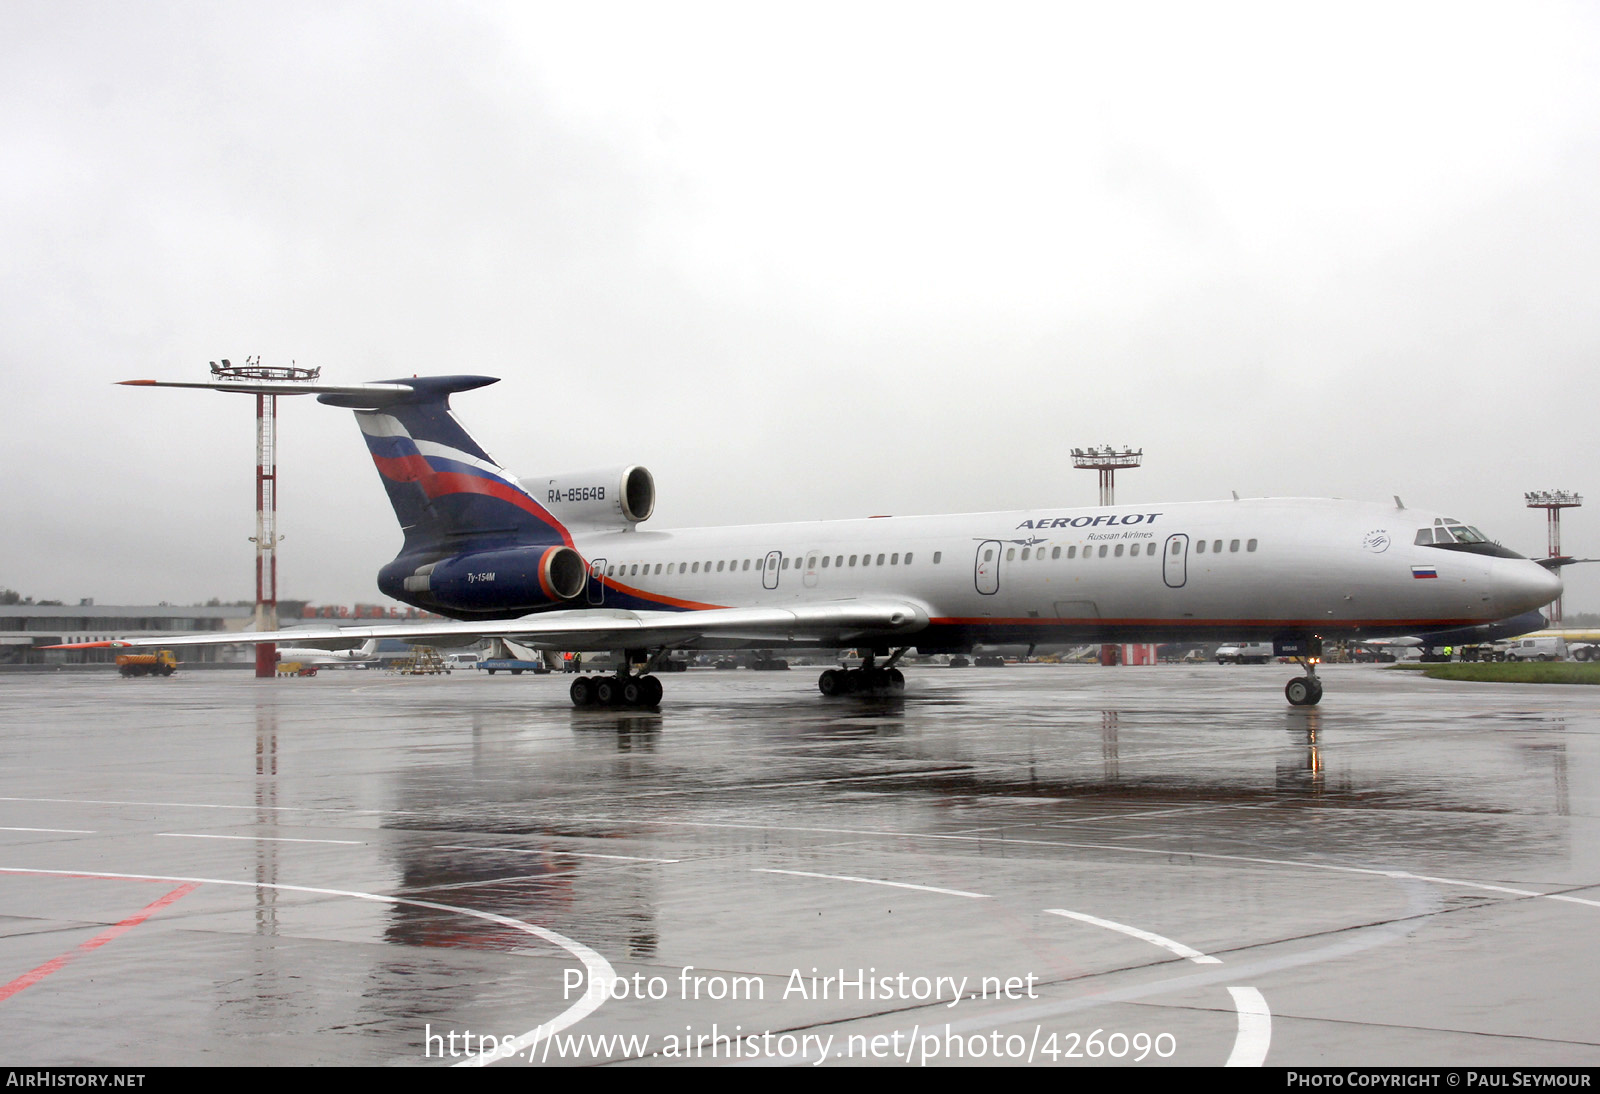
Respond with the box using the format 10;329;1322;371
0;604;256;666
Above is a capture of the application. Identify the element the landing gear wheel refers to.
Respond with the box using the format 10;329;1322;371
594;677;621;706
641;675;663;706
819;669;850;697
570;677;596;707
1285;676;1323;706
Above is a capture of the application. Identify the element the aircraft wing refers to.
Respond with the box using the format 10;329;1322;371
44;599;930;653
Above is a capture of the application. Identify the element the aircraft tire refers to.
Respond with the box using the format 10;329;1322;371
570;677;596;707
819;669;848;697
1285;677;1323;706
642;675;663;706
595;678;621;706
888;668;905;691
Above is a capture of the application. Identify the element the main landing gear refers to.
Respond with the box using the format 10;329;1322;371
569;672;663;708
818;649;909;697
569;648;669;708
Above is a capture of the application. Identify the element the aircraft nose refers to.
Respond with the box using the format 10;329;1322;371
1496;560;1563;614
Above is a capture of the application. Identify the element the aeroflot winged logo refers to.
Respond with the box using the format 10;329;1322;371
1015;512;1164;530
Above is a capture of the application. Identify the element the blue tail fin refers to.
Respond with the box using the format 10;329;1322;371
319;376;572;558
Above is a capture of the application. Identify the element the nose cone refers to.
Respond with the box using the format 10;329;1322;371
1496;560;1563;615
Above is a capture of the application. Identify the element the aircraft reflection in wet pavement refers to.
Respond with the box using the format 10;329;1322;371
54;375;1561;708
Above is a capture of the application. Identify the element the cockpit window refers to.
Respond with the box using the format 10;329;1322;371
1416;521;1523;558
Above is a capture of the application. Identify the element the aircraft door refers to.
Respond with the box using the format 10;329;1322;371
587;558;607;605
1162;535;1188;588
763;550;782;590
975;540;1000;595
801;550;819;589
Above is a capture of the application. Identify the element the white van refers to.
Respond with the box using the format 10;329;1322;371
1506;637;1568;662
1216;642;1275;665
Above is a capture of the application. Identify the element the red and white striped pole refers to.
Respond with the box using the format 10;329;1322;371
253;392;279;677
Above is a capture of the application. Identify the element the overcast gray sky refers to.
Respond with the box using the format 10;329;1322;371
4;0;1598;613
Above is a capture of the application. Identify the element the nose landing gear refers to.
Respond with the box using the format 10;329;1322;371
1285;636;1324;706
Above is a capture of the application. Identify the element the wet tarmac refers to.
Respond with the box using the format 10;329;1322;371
0;662;1596;1067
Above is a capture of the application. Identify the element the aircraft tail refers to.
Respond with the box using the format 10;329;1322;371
319;376;572;559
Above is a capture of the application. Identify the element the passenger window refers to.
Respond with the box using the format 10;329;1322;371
983;549;993;562
1097;545;1107;557
891;553;900;565
821;556;830;568
1051;546;1061;559
1068;546;1076;558
1229;540;1239;552
1196;541;1206;554
849;555;857;566
1170;541;1181;556
692;563;700;573
1213;540;1222;553
716;561;724;572
877;553;886;566
905;552;913;564
932;552;941;563
1247;539;1258;552
1114;544;1124;557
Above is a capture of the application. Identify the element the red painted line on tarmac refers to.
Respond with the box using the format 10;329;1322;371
0;882;198;1002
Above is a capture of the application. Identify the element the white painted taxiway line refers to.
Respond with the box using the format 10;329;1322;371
1224;986;1272;1066
1045;908;1223;964
0;866;615;1068
755;868;992;900
0;827;95;834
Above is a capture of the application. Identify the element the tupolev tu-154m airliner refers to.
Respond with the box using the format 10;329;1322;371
52;374;1562;707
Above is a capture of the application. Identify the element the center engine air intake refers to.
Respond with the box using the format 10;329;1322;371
525;465;655;528
401;545;587;612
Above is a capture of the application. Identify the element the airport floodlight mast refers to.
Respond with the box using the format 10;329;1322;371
216;358;320;675
1072;446;1142;506
1525;490;1582;625
1073;446;1143;666
122;358;321;677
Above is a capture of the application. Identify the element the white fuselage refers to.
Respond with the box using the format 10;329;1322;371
559;497;1559;648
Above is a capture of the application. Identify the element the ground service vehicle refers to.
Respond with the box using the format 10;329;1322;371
117;650;177;677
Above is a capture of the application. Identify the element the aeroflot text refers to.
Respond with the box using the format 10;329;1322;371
1016;513;1163;530
1287;1075;1590;1088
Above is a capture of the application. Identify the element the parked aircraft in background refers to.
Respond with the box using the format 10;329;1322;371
1357;610;1549;658
51;375;1562;708
274;638;382;667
